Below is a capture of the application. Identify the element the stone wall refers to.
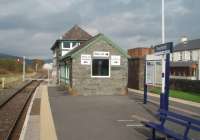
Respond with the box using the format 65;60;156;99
71;40;128;95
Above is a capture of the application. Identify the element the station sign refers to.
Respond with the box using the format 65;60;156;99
111;55;120;66
154;42;173;55
93;51;109;57
81;54;91;65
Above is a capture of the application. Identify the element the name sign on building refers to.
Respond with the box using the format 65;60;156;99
154;42;173;55
111;55;121;66
81;54;91;65
93;51;109;57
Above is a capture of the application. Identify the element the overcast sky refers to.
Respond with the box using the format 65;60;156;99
0;0;200;59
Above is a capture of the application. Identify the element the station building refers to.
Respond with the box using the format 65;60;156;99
51;25;128;95
51;25;92;83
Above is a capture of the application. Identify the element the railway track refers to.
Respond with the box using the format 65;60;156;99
0;78;43;140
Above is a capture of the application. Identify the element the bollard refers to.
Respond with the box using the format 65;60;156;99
2;77;5;89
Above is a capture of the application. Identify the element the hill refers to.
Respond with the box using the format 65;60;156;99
0;53;32;64
0;53;18;59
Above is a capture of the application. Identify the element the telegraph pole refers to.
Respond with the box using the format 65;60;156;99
35;63;38;73
23;56;26;82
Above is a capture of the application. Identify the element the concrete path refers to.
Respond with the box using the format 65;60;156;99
48;86;158;140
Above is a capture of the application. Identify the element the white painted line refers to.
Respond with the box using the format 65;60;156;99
149;99;200;117
117;120;135;122
126;124;144;127
19;86;39;140
128;88;200;108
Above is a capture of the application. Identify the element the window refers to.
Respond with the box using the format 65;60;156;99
92;59;109;77
180;51;183;61
63;42;70;48
190;51;192;61
72;42;77;46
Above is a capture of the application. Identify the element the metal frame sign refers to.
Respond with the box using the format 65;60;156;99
81;54;91;65
154;42;173;55
146;61;155;85
144;42;173;111
145;61;162;86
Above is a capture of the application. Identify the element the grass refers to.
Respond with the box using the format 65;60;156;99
149;87;200;103
0;73;36;88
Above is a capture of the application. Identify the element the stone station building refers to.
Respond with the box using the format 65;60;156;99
51;25;129;95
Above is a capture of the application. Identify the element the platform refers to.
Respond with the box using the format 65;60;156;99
47;86;157;140
20;84;200;140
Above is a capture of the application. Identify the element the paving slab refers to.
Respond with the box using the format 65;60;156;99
23;116;40;140
48;86;158;140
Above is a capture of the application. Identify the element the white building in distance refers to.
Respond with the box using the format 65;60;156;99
171;37;200;80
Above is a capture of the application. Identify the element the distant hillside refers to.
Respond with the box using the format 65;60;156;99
0;53;18;59
0;53;32;64
0;53;52;64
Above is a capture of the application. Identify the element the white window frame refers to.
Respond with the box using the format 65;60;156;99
62;41;71;49
91;58;111;78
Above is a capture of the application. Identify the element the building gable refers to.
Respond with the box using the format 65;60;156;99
62;25;92;41
62;34;129;59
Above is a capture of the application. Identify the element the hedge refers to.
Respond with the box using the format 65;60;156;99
170;79;200;94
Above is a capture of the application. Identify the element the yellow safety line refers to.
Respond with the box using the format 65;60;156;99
40;85;58;140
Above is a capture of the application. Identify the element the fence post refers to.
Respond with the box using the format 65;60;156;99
2;77;5;89
144;59;147;104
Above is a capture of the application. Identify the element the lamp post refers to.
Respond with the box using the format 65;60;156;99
162;0;165;44
160;0;170;111
160;0;166;110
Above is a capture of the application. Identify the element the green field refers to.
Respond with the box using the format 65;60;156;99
149;87;200;103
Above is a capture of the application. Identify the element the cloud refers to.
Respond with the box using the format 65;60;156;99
0;0;200;58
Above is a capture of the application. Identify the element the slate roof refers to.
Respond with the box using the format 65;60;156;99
51;25;92;50
170;61;198;67
62;25;92;40
61;33;129;60
62;33;101;59
174;39;200;52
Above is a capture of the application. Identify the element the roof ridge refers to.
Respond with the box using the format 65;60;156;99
176;38;200;46
62;25;92;40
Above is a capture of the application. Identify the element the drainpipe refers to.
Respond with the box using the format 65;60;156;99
198;57;200;80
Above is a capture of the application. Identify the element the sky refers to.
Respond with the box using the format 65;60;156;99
0;0;200;59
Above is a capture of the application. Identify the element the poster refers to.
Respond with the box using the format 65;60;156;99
146;61;154;85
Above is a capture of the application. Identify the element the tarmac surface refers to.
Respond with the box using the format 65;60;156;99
48;86;157;140
128;89;200;119
20;85;199;140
